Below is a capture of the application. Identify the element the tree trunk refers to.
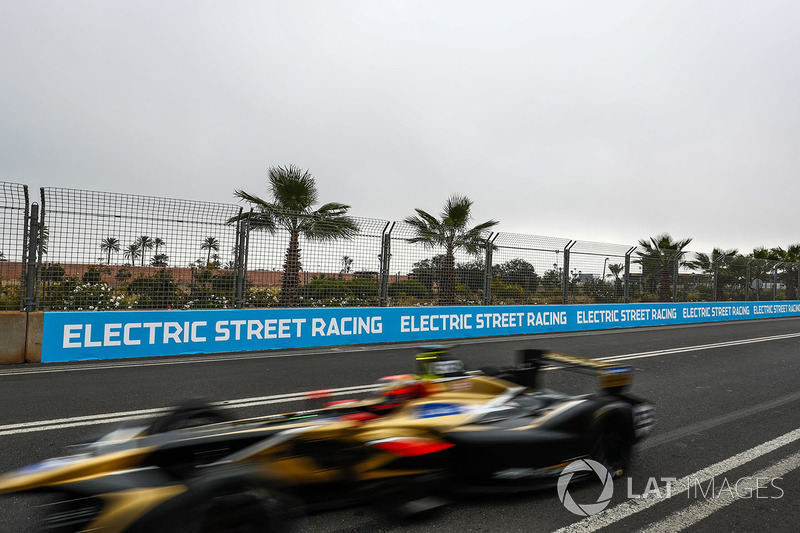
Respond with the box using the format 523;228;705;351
281;231;302;307
658;264;672;302
786;268;797;300
439;249;456;306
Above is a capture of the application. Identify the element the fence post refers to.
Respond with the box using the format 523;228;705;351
712;255;722;302
562;241;575;305
378;222;393;307
482;233;497;306
796;264;800;301
772;264;779;300
36;188;46;310
24;203;39;312
745;260;752;301
624;247;634;303
672;253;681;302
233;208;247;308
18;186;30;311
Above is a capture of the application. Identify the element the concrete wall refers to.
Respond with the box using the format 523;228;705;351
0;312;27;364
25;312;43;363
0;312;43;364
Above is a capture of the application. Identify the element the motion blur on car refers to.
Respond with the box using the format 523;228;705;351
0;346;653;532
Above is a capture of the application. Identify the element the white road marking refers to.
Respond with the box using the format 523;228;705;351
4;330;800;435
553;427;800;533
635;450;800;533
0;384;381;436
599;332;800;364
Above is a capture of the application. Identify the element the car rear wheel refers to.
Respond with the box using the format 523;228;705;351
590;413;633;478
146;400;232;435
130;469;300;533
189;488;294;533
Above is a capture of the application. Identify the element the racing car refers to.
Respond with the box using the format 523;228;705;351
0;347;653;532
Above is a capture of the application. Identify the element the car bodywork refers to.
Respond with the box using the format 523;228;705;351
0;347;654;532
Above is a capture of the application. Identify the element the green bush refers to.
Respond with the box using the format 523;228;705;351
127;270;183;309
388;279;431;300
246;286;280;308
40;278;131;310
298;277;354;307
345;278;379;301
82;266;105;285
0;283;21;310
490;280;525;304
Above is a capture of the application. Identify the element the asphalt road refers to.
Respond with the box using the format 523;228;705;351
1;317;800;532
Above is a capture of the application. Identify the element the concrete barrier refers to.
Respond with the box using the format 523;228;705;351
4;302;800;364
0;312;27;364
25;312;43;363
37;301;800;363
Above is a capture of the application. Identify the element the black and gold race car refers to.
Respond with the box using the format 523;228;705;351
0;347;654;532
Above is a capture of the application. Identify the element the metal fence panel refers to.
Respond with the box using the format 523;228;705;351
490;233;572;304
565;241;632;304
0;182;29;310
384;222;491;307
37;188;242;311
242;215;388;308
1;184;798;311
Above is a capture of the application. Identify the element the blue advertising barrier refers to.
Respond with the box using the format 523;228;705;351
41;301;800;362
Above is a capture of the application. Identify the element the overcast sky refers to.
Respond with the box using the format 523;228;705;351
3;1;799;255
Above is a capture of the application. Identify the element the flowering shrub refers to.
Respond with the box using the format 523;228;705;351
246;287;281;307
57;282;134;310
183;293;232;309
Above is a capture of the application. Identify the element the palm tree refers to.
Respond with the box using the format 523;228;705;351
150;253;169;267
636;233;693;302
123;243;141;266
606;263;624;299
404;194;498;305
135;236;154;266
200;236;220;267
340;255;353;276
753;245;800;300
39;225;49;256
782;244;800;300
153;237;165;255
687;248;741;301
99;237;121;265
230;165;359;306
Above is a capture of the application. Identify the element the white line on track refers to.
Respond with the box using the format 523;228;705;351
635;449;800;533
600;332;800;363
4;330;800;435
553;427;800;533
6;333;800;436
0;384;381;436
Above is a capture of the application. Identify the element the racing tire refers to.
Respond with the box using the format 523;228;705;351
129;468;299;533
589;411;634;479
185;486;296;533
146;400;232;435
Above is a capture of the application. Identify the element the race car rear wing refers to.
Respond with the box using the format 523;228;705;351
517;349;632;394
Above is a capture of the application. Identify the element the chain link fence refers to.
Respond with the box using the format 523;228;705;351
2;181;798;311
37;187;242;311
0;182;29;310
